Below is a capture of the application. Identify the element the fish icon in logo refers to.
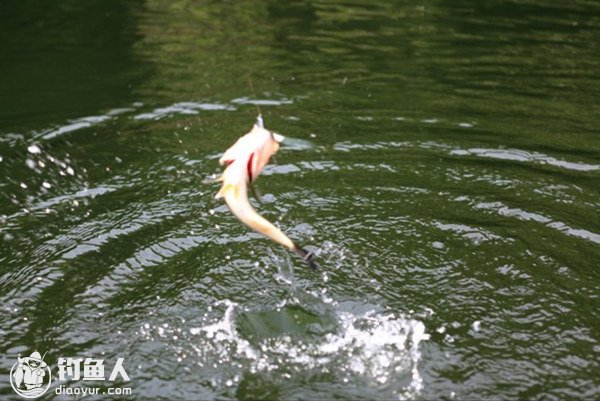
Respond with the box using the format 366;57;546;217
10;351;52;399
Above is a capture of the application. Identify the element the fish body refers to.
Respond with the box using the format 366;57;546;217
216;116;319;269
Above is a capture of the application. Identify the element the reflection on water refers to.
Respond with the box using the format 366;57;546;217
2;0;600;400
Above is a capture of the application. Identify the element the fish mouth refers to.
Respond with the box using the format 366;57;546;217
272;132;285;143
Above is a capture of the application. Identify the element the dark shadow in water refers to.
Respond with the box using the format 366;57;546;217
0;0;148;132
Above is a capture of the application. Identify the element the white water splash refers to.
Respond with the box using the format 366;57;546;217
187;300;429;399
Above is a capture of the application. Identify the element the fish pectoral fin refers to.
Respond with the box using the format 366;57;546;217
216;182;239;200
249;182;263;204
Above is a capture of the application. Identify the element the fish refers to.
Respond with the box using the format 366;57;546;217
215;115;319;269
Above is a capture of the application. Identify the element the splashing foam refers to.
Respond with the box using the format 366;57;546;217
188;300;429;399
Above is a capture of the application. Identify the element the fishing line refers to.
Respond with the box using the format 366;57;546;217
247;74;262;118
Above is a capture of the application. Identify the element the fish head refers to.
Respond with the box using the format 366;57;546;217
219;122;285;183
247;124;284;182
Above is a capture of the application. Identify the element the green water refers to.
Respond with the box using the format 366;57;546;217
1;0;600;399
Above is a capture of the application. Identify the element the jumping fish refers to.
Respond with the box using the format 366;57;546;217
215;115;319;269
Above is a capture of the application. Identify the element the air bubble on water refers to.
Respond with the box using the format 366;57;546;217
27;144;41;154
472;320;481;332
215;224;220;229
38;160;46;168
209;209;215;215
42;182;51;189
0;155;3;162
115;156;123;163
25;159;36;169
20;183;27;189
436;326;446;334
66;167;75;176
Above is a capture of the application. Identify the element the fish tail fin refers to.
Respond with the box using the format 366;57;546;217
293;246;320;270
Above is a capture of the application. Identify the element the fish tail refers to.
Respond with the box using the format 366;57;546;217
293;246;320;270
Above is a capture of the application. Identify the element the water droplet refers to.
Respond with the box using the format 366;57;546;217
209;209;215;215
472;320;481;332
38;160;46;168
27;144;41;154
115;156;123;163
66;167;75;176
25;159;36;169
42;182;51;189
20;183;27;189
